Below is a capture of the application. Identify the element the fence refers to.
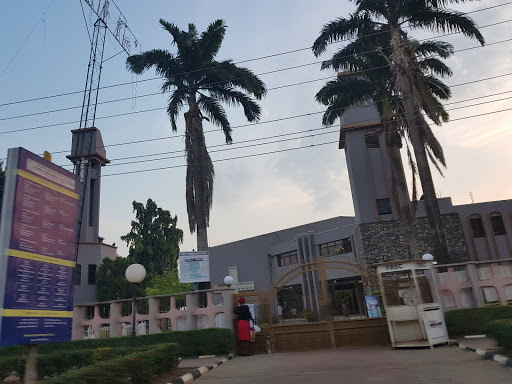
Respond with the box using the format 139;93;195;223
72;288;234;340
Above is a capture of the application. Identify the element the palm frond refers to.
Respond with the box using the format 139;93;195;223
416;40;454;59
419;57;453;78
198;94;232;143
166;90;187;132
126;49;178;76
199;19;226;62
424;75;451;100
408;8;485;45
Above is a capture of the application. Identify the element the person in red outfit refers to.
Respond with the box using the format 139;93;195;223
234;297;254;355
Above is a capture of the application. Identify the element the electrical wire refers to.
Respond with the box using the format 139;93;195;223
100;104;512;178
0;2;510;107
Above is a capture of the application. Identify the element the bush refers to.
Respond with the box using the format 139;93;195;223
0;356;24;381
39;343;179;384
35;327;232;356
445;306;512;336
488;319;512;349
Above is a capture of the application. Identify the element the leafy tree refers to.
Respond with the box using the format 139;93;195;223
312;0;484;263
145;270;192;296
0;160;5;214
96;257;135;301
121;199;183;275
126;19;267;252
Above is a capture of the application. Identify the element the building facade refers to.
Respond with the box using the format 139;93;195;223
208;101;512;315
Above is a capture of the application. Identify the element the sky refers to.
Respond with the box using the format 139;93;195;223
1;0;511;258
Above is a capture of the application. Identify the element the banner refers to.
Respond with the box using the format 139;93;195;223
0;148;79;346
365;295;383;318
178;251;210;283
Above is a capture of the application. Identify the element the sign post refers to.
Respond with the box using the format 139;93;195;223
0;148;79;348
178;251;210;284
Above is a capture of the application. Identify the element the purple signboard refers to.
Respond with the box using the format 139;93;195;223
0;148;79;346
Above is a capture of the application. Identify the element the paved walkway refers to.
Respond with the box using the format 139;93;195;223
195;346;510;384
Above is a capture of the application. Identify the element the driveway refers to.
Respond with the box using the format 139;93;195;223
196;346;510;383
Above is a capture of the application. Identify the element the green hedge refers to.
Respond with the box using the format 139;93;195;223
39;343;179;384
0;356;24;381
0;328;231;380
445;306;512;336
488;319;512;349
35;327;232;356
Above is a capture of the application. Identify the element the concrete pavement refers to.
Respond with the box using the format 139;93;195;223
194;346;510;384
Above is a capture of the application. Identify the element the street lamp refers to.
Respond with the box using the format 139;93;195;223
125;263;146;336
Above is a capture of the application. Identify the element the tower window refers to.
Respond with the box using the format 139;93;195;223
365;133;380;148
72;264;82;286
376;198;392;215
470;215;486;238
88;264;97;285
490;213;506;236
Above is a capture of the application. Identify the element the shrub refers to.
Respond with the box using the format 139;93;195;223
0;356;24;381
488;319;512;349
445;306;512;336
39;343;179;384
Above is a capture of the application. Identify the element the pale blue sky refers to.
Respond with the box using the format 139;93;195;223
1;0;511;257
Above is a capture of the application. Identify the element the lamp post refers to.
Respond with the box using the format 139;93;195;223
125;263;146;336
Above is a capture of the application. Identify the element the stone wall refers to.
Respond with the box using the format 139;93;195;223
357;213;469;265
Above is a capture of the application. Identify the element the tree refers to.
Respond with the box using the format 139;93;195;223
96;257;135;301
121;199;184;275
126;20;267;252
312;0;484;263
313;31;453;258
0;160;5;214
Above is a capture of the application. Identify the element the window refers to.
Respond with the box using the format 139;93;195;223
319;238;353;256
72;264;82;285
376;198;392;215
88;264;97;285
490;213;506;236
277;251;298;267
470;215;486;238
89;178;96;227
477;264;492;281
365;132;380;148
481;286;500;304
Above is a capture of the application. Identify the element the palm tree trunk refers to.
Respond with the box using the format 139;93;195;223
382;105;420;259
184;97;211;252
390;28;450;264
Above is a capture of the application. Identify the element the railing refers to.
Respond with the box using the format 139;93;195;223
434;259;512;310
72;288;234;340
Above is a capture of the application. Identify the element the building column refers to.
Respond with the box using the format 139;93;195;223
72;306;85;340
148;297;160;334
109;302;122;337
185;293;198;330
466;264;485;307
222;289;234;331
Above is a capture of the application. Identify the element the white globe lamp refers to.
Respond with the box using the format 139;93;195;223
422;254;434;261
125;263;146;336
125;263;147;283
224;275;234;287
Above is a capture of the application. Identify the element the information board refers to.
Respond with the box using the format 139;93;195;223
178;251;210;283
0;148;79;346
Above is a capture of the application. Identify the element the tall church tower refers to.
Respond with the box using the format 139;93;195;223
67;127;116;304
340;101;405;224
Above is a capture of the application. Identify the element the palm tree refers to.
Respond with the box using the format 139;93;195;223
126;19;266;252
312;0;484;263
314;35;453;259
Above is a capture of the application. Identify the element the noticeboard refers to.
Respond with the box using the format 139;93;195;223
178;251;210;283
0;148;79;346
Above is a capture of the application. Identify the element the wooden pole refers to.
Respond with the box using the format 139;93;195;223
24;345;38;384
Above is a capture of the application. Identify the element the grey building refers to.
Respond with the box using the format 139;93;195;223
208;101;512;317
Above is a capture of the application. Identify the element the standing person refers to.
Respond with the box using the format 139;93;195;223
277;304;283;323
234;297;254;355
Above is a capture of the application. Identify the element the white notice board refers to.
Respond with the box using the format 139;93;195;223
179;251;210;283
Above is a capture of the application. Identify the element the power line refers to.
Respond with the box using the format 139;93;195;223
2;30;511;125
1;2;510;107
3;70;510;167
3;61;512;138
56;90;512;169
0;0;56;80
101;104;512;178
